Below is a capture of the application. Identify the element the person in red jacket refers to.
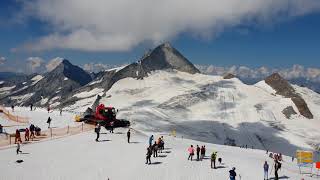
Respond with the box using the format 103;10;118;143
25;128;30;141
15;129;22;144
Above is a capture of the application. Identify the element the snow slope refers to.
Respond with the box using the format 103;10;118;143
0;107;78;134
66;70;320;157
0;128;314;180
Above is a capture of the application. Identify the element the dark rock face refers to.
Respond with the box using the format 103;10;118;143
265;73;313;119
223;73;236;79
140;43;200;74
282;106;297;119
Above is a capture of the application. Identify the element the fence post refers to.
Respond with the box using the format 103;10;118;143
67;126;69;134
50;128;52;139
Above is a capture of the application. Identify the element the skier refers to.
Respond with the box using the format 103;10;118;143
229;167;237;180
59;108;62;116
127;129;131;143
274;159;281;180
0;124;3;134
211;151;217;169
161;136;165;150
149;135;154;146
29;124;35;140
187;145;194;161
146;146;152;165
30;103;33;111
15;129;22;144
200;146;205;160
47;105;50;113
95;123;101;142
263;161;269;180
47;117;52;128
11;105;14;112
25;128;30;141
16;142;22;155
196;145;200;161
152;142;158;157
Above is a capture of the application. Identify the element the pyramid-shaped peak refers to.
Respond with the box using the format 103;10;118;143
140;43;200;74
160;42;173;49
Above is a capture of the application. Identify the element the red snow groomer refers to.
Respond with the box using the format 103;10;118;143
79;104;130;128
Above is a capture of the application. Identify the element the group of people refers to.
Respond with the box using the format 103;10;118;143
14;124;40;144
145;135;165;164
187;145;207;161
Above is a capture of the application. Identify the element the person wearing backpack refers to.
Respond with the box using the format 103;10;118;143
211;151;217;169
95;123;101;142
229;167;237;180
187;145;195;161
263;161;269;180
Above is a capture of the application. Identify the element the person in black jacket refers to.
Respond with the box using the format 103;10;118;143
95;124;101;142
196;145;200;161
47;117;52;128
229;167;237;180
127;129;131;143
146;147;152;164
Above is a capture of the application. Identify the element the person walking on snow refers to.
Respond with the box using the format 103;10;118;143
16;142;22;155
196;145;200;161
149;135;154;147
263;161;269;180
47;105;50;113
29;124;35;140
187;145;195;161
274;159;281;180
211;151;217;169
109;121;114;133
15;129;22;144
30;103;33;111
152;141;158;157
127;129;131;143
146;146;152;165
229;167;237;180
11;105;14;112
47;117;52;128
25;128;30;141
95;123;101;142
200;146;205;160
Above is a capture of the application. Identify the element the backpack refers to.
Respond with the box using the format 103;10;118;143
211;152;217;160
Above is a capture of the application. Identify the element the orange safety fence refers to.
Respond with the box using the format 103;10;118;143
0;123;94;148
0;106;29;123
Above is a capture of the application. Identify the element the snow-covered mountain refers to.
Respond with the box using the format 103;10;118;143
64;68;320;157
0;59;92;107
1;43;319;157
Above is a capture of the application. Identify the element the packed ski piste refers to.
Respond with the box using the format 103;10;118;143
0;101;317;180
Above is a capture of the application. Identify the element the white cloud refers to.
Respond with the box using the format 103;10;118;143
46;57;64;72
26;57;45;73
19;0;320;52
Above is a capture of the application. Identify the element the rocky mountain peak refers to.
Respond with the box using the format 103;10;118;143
265;73;313;119
140;43;200;74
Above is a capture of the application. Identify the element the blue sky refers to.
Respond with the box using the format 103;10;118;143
0;0;320;73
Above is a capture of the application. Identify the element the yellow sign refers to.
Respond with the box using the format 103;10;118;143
296;150;313;164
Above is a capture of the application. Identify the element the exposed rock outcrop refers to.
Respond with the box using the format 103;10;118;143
265;73;313;119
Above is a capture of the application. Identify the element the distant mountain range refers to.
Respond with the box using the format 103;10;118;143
196;65;320;93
